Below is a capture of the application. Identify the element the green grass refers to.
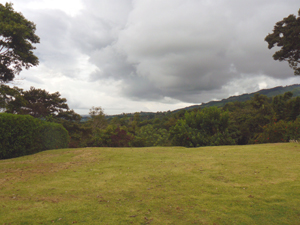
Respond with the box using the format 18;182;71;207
1;143;300;224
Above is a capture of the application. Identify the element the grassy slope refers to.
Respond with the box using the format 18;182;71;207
1;144;300;224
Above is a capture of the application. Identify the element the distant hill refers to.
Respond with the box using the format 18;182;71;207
81;111;160;122
174;84;300;112
81;84;300;121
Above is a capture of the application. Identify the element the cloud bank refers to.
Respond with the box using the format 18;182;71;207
9;0;300;114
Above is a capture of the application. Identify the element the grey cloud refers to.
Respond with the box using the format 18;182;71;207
11;0;300;110
121;76;164;101
102;0;299;102
71;16;115;54
23;75;45;85
69;0;133;54
89;46;137;81
22;9;84;78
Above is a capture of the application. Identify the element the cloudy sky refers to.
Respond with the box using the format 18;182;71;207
5;0;300;115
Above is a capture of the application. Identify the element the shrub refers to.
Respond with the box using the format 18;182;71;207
38;121;69;150
0;113;69;159
170;107;236;147
133;124;169;147
88;125;133;147
255;119;300;143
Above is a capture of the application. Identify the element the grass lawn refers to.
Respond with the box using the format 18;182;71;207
0;143;300;224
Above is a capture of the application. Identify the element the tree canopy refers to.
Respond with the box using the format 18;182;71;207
20;87;69;118
1;85;81;121
0;3;40;82
265;9;300;75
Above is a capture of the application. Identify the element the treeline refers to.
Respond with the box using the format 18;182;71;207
1;84;300;151
84;91;300;147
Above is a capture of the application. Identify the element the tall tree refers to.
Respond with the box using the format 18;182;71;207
0;84;24;112
21;87;69;118
3;86;80;120
0;3;39;82
272;92;293;121
88;106;108;131
265;9;300;75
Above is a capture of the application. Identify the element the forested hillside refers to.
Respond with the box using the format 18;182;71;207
69;89;300;147
2;84;300;155
177;84;300;111
80;84;300;122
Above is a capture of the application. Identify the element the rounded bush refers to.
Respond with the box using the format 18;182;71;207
0;113;69;159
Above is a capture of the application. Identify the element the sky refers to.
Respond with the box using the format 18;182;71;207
4;0;300;115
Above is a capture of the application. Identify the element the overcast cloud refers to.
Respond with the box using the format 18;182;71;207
5;0;300;114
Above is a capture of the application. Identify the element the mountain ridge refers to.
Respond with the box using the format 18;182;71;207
81;84;300;120
174;83;300;112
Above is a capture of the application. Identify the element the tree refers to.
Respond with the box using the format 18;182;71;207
135;124;169;147
88;106;108;131
2;85;79;120
0;83;24;112
265;9;300;75
13;87;70;118
0;3;39;82
170;107;236;147
23;87;70;118
272;92;293;121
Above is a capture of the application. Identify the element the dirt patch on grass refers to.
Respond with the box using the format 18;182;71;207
0;149;104;182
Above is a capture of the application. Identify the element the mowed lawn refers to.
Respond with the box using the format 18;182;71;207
1;144;300;225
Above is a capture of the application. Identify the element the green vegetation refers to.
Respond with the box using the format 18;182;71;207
0;2;39;82
0;113;69;159
0;85;80;121
82;90;300;148
265;9;300;75
0;84;83;151
1;1;300;156
1;144;300;224
3;84;300;153
170;107;235;147
178;84;300;111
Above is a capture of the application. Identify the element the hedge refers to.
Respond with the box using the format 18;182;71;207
0;113;69;159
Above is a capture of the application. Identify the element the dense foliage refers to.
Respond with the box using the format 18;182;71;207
2;5;300;158
0;84;83;148
0;85;78;119
265;9;300;75
2;84;300;152
170;107;235;147
255;119;300;144
0;3;39;82
69;90;300;148
0;113;69;159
